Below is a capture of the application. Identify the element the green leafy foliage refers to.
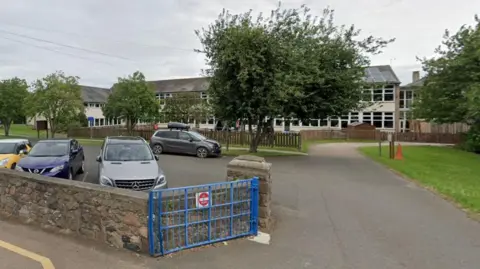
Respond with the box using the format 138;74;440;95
162;92;211;127
196;3;394;152
414;15;480;152
0;77;29;136
24;71;84;138
102;71;160;134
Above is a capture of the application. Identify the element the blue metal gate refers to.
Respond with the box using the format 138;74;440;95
148;177;259;256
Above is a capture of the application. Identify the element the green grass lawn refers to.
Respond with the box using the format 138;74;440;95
0;124;66;139
359;145;480;213
227;144;300;152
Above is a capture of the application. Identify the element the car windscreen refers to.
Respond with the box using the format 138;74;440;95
189;131;207;140
0;143;16;154
104;143;154;161
29;142;69;157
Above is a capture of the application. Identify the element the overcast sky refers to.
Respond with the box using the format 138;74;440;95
0;0;478;87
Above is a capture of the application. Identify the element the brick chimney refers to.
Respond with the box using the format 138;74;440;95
412;71;420;82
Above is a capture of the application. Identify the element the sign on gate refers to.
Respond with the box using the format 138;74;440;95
148;178;259;256
195;192;209;208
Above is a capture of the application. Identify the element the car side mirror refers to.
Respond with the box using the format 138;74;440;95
96;155;102;162
154;155;159;161
189;139;194;142
71;149;78;154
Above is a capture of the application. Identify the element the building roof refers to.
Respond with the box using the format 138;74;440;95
401;77;426;89
81;86;111;103
150;77;208;93
81;65;400;102
364;65;401;84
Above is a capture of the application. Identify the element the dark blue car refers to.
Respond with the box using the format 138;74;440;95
16;139;85;180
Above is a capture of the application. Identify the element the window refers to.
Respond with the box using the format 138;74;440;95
71;140;79;151
200;92;208;99
84;103;88;107
207;117;215;125
361;89;372;101
200;118;207;124
104;144;153;161
95;104;100;108
291;119;299;126
330;118;339;127
155;131;177;139
16;143;27;154
275;118;283;126
99;118;105;126
362;112;372;125
309;119;319;127
320;119;328;127
384;89;394;101
400;90;413;109
373;112;382;128
373;89;383;101
350;112;359;122
94;118;99;126
341;115;349;128
384;112;394;128
178;132;192;141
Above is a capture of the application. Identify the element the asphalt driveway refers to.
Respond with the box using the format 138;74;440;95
80;144;232;187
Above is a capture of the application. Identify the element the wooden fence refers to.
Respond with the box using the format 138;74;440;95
300;129;464;144
67;127;301;149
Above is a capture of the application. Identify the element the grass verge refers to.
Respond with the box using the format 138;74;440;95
227;144;300;152
359;145;480;214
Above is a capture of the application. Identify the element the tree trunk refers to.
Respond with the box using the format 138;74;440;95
49;119;56;138
3;120;11;136
248;117;266;153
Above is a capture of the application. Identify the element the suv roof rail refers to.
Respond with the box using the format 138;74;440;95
167;122;190;131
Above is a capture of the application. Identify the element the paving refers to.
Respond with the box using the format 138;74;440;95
1;142;480;268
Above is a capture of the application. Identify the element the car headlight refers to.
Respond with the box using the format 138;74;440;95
15;165;23;172
50;165;65;173
100;176;113;186
156;175;166;185
0;158;9;167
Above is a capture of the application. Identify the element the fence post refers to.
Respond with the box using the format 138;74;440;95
226;155;272;233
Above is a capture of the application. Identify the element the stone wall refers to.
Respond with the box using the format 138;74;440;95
0;169;149;252
226;155;273;233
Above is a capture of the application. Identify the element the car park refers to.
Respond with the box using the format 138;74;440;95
96;136;167;191
0;139;32;169
15;138;85;180
150;122;222;158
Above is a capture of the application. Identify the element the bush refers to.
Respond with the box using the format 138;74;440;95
459;124;480;153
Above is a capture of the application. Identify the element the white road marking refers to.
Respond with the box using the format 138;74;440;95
248;231;271;245
82;172;89;182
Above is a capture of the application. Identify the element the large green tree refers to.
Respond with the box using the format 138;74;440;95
196;4;393;152
162;92;211;127
414;15;480;151
103;71;160;134
0;77;29;136
25;71;84;138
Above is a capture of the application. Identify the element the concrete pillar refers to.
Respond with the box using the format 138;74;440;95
226;155;273;233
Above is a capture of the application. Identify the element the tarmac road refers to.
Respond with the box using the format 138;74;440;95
80;144;230;187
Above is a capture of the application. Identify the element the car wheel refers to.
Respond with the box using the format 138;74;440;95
78;159;85;174
152;144;163;154
196;147;208;158
68;170;74;180
11;163;16;170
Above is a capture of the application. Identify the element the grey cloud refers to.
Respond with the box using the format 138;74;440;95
0;0;478;87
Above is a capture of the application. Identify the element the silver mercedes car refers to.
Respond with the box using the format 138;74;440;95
96;136;167;191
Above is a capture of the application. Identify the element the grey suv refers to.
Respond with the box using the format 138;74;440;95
150;126;222;158
96;136;167;191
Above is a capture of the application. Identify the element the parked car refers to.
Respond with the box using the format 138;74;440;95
0;139;32;169
150;122;222;158
96;136;167;191
15;139;85;180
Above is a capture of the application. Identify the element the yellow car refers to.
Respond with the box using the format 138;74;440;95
0;139;32;169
